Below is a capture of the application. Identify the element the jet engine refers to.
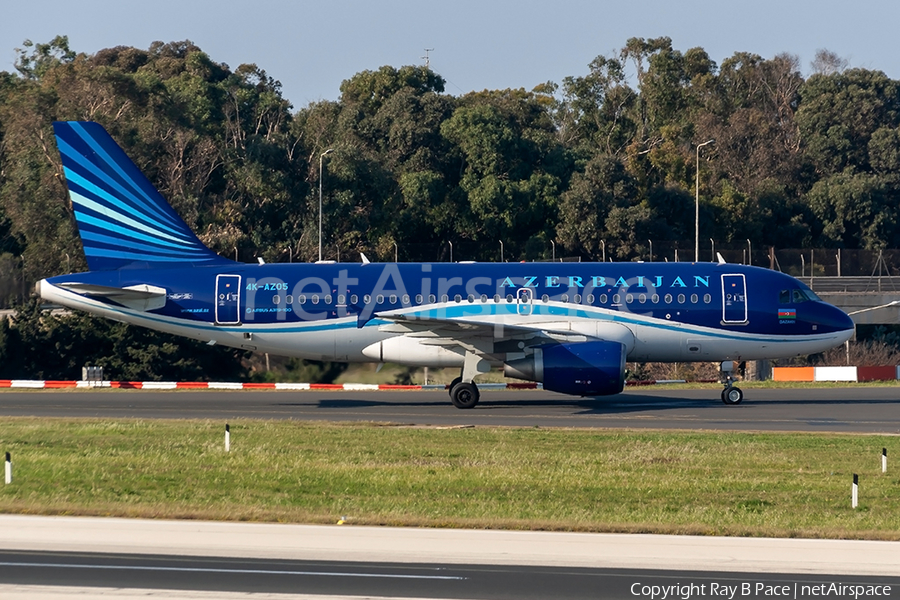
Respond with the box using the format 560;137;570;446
504;340;626;396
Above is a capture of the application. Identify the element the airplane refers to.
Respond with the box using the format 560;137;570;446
38;121;856;409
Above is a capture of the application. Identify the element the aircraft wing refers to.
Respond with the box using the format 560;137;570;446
372;311;593;357
55;283;167;312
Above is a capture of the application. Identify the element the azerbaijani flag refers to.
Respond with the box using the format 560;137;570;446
778;309;796;319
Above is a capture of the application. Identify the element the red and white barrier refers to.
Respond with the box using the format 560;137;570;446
772;365;900;383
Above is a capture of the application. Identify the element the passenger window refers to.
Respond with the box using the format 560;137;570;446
574;294;582;303
703;294;711;303
376;295;384;304
691;294;698;303
639;294;646;304
599;294;607;304
779;290;791;304
324;295;332;304
467;294;475;303
541;294;549;302
454;294;462;303
481;294;488;303
587;294;595;303
298;294;306;304
364;294;371;304
337;295;345;304
441;295;448;303
273;295;281;305
493;294;501;303
612;294;620;304
402;294;410;304
286;295;294;304
312;295;320;304
415;294;423;304
664;294;673;303
350;295;358;304
651;294;659;303
677;294;686;303
429;294;437;303
506;294;514;303
561;294;569;303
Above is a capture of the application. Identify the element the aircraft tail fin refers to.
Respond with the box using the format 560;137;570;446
52;121;233;271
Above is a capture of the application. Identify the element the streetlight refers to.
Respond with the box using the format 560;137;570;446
550;240;555;262
695;139;714;262
318;148;334;262
499;240;504;262
448;241;453;263
648;240;653;263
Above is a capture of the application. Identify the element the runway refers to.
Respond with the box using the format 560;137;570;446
1;386;899;432
0;516;897;599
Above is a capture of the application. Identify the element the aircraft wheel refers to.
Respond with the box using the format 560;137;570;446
722;386;743;405
448;377;462;394
450;381;480;409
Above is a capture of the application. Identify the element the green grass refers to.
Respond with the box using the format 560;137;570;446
1;418;898;539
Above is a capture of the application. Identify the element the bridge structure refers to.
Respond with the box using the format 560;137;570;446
799;277;900;325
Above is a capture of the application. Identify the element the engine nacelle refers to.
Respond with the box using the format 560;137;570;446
504;340;626;396
362;336;465;367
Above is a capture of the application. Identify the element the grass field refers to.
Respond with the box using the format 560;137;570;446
1;418;898;540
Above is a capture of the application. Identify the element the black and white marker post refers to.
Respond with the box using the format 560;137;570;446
883;448;887;474
4;452;10;485
225;424;230;452
852;474;858;509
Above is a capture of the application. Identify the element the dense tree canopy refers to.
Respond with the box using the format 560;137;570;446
2;35;900;377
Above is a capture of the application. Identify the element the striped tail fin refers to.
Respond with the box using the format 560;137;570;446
52;121;233;271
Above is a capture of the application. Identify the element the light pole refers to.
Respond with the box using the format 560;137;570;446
550;240;555;262
695;139;714;262
318;148;334;262
499;240;504;262
448;241;453;263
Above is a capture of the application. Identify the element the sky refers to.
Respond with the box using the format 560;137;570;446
2;0;899;110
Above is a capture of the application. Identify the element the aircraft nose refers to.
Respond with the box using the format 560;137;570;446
816;302;856;336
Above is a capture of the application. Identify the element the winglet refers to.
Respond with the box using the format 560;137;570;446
716;252;727;265
360;253;371;265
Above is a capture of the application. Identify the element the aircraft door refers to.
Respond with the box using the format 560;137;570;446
721;274;748;324
215;274;241;325
517;288;533;316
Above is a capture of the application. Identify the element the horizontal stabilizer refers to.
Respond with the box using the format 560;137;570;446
57;282;167;312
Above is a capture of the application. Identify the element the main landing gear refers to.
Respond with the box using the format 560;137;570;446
448;352;491;409
449;377;480;409
720;361;743;405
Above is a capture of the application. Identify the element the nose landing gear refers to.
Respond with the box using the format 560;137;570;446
720;361;743;405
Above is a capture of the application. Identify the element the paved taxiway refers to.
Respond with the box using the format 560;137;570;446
1;386;899;432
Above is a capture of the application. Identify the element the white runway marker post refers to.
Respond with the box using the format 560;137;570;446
225;424;230;452
852;474;858;509
5;452;10;484
883;448;887;474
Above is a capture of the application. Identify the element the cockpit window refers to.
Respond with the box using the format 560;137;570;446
781;288;820;303
793;289;814;303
